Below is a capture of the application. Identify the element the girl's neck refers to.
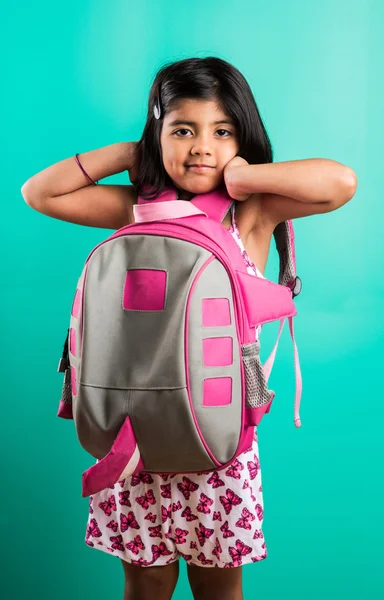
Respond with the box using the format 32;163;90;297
175;187;194;201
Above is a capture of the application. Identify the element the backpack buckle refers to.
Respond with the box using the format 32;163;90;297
288;276;302;298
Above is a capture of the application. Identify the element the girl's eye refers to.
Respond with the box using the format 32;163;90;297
173;129;232;137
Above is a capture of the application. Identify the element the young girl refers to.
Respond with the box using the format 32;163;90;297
22;57;357;600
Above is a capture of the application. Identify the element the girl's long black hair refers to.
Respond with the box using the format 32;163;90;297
134;56;273;200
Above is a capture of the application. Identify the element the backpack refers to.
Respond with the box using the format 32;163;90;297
56;183;302;497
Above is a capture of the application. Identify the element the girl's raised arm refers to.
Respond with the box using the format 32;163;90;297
21;142;139;230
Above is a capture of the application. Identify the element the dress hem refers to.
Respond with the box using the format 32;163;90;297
85;538;267;568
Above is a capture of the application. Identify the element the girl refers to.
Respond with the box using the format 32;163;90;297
22;57;357;600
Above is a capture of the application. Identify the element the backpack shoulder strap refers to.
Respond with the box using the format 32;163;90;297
273;220;302;297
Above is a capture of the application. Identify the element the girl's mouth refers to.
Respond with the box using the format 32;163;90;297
186;166;214;173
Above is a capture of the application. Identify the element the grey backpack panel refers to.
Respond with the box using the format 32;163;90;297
187;257;242;464
70;234;242;471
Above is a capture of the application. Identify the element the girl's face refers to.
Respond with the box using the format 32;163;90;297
160;98;240;199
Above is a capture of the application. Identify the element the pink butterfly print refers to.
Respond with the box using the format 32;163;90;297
86;518;102;539
229;539;252;566
161;504;172;523
252;552;267;563
181;506;198;522
219;488;242;515
225;458;244;480
197;552;213;566
212;511;222;522
253;529;264;540
250;493;257;502
120;511;140;532
177;476;199;500
144;512;157;524
89;496;94;514
196;493;214;515
255;503;264;521
194;523;214;547
106;519;119;533
207;471;225;489
118;490;131;507
98;494;116;516
131;558;152;566
242;480;249;490
235;507;256;530
174;527;189;545
165;527;173;541
130;472;154;486
190;541;198;550
247;456;260;480
135;490;156;510
179;551;193;562
159;473;177;481
259;485;262;492
212;537;222;560
151;542;172;561
126;534;145;555
148;525;163;538
242;251;256;271
110;534;125;552
261;542;266;549
86;540;94;547
172;500;182;512
220;520;235;539
118;479;126;487
160;484;171;499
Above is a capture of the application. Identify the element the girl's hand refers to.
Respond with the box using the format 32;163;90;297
224;156;252;201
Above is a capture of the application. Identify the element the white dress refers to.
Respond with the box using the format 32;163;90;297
84;201;268;568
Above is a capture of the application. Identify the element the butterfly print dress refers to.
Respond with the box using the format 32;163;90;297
85;201;268;568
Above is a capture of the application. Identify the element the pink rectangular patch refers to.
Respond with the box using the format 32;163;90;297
71;289;81;318
203;337;233;366
69;327;76;356
202;298;231;327
123;269;167;311
203;377;232;406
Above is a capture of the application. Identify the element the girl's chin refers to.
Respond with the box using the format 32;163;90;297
174;176;222;192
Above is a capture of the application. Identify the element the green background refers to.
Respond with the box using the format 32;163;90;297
2;0;382;598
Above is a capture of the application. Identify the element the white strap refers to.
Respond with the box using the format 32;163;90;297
262;316;302;428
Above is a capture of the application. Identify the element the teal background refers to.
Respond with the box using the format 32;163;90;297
2;0;382;598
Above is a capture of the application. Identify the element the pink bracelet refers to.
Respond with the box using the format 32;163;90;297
75;153;98;185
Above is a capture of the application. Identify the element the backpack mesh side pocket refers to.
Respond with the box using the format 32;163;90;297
61;368;72;405
241;341;274;408
57;367;74;419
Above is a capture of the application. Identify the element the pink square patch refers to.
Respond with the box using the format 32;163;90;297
203;377;232;407
123;269;167;311
202;298;231;327
203;337;233;367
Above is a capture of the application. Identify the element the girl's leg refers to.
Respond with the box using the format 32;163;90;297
187;564;243;600
121;559;179;600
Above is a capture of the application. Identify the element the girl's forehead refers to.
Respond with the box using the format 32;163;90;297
168;98;228;117
165;99;234;125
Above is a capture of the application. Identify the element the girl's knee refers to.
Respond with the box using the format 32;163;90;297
121;559;180;600
187;564;243;600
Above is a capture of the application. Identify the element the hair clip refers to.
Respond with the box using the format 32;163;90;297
153;83;162;120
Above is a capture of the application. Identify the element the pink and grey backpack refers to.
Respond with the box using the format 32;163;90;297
57;184;303;498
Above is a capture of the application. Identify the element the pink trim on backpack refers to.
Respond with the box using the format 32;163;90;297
81;416;143;497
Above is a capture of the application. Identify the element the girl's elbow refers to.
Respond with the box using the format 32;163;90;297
337;167;357;205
